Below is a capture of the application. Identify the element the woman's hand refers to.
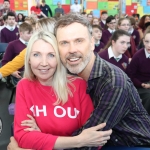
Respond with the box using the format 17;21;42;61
78;123;112;147
21;114;41;132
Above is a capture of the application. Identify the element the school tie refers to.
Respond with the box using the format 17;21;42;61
25;42;28;46
115;58;120;62
111;31;114;34
95;44;100;47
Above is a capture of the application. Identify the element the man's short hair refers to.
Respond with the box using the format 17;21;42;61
106;15;115;24
101;11;107;15
41;0;45;3
19;22;33;33
7;12;15;18
3;15;7;21
4;0;10;3
55;13;92;36
92;25;102;31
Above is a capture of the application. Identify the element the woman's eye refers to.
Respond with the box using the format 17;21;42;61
49;53;55;57
33;53;39;57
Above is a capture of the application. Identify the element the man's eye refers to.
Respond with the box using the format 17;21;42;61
61;41;68;45
76;39;83;43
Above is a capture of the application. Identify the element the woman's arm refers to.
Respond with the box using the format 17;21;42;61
14;80;112;149
0;49;26;77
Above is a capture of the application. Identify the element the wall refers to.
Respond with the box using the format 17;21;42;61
0;0;150;17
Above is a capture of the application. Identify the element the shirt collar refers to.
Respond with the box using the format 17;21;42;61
101;20;106;24
5;25;15;31
88;53;103;81
144;48;150;58
19;38;28;45
108;46;122;60
128;27;134;34
108;28;115;33
95;41;100;45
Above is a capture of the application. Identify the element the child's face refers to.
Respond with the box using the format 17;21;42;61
101;14;108;21
20;31;33;42
112;35;130;55
7;16;15;26
143;33;150;54
92;28;102;41
118;19;130;32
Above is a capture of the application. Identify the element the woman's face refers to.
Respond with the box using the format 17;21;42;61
118;19;130;32
29;39;58;86
143;33;150;54
145;16;150;23
18;14;23;20
112;35;130;55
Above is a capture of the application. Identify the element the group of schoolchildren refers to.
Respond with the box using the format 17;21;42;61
88;11;150;115
0;3;150;121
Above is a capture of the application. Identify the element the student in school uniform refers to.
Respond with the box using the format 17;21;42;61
100;11;108;29
128;16;140;48
99;30;130;73
92;25;104;53
117;18;137;59
1;12;19;43
91;17;99;26
2;22;33;85
101;15;116;46
127;28;150;115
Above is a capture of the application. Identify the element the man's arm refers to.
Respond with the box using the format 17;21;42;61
40;11;47;18
62;8;64;15
0;49;26;78
48;6;52;17
7;137;26;150
73;86;129;134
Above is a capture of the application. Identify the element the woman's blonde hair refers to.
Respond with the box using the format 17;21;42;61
24;31;73;105
36;18;56;34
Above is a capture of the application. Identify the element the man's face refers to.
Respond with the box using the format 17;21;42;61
107;19;116;30
20;31;33;42
92;28;102;41
36;2;40;8
7;16;15;26
87;15;93;22
3;1;10;9
74;0;78;4
101;14;108;21
57;2;61;8
56;22;95;74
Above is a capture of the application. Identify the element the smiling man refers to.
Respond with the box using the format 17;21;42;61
1;14;150;150
55;13;150;148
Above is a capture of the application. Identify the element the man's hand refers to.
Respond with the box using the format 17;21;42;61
7;137;20;150
40;12;47;18
78;123;112;147
141;83;150;89
11;71;22;79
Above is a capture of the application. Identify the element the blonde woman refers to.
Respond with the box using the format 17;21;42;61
0;18;56;79
13;31;109;150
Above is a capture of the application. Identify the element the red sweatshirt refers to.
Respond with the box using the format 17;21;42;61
14;78;94;150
